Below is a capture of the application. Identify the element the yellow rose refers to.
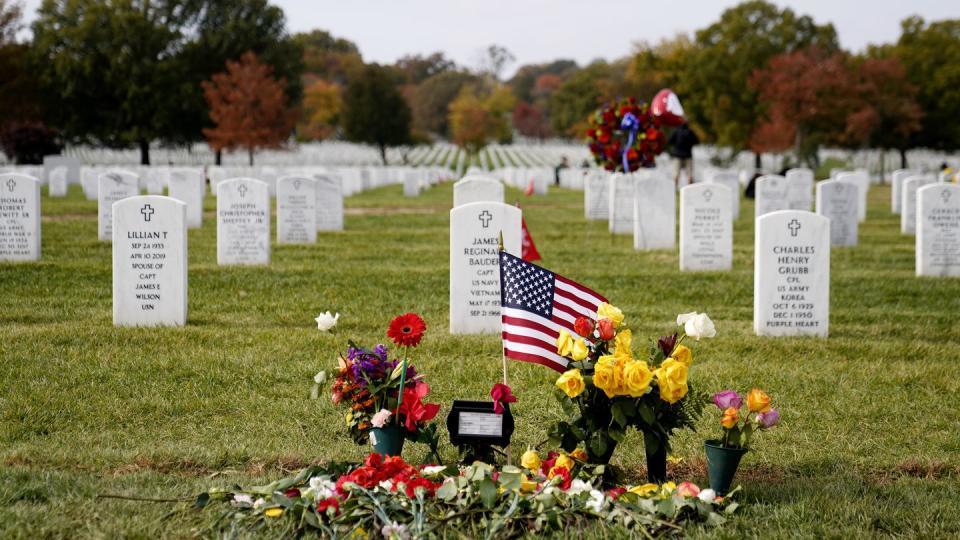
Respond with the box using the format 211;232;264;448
592;357;618;398
520;448;541;471
628;483;658;496
660;481;677;496
655;358;689;404
556;329;574;357
614;329;633;360
570;448;588;461
671;345;692;366
623;360;654;397
571;339;589;361
555;454;574;471
520;475;538;493
556;368;586;398
746;388;771;413
596;303;625;327
264;507;283;518
721;406;739;428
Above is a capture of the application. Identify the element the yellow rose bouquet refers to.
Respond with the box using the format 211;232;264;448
548;306;713;483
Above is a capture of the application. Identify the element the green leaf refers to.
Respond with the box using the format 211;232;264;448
588;434;608;458
608;428;626;443
479;478;498;509
436;480;457;501
611;402;628;427
638;402;655;425
643;430;660;455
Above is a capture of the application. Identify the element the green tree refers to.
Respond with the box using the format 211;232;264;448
410;70;478;137
549;61;618;137
395;52;456;85
293;29;363;85
342;64;412;165
680;0;838;164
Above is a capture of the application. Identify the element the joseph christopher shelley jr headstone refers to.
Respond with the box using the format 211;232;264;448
916;183;960;277
217;178;270;265
0;174;41;261
754;210;830;337
112;195;187;327
449;202;521;334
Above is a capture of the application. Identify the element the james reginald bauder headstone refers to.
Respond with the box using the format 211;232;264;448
112;195;187;327
217;178;270;265
449;201;521;334
0;174;41;261
916;183;960;277
754;210;830;337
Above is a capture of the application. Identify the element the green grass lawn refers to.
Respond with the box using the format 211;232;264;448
2;180;959;538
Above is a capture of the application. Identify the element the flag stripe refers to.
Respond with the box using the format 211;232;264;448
503;345;567;372
554;286;601;314
502;311;562;338
502;331;558;352
501;323;557;349
553;292;597;319
555;275;607;305
552;310;576;328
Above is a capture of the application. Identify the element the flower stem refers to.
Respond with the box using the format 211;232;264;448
394;347;409;422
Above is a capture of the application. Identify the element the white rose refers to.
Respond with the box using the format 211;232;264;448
313;371;327;384
421;465;446;475
566;479;592;496
232;494;253;506
698;488;717;503
683;312;716;340
676;312;697;326
585;489;605;512
314;311;340;332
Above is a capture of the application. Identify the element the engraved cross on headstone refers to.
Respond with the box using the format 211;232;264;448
5;178;14;192
942;189;952;204
238;184;248;198
478;210;493;228
703;188;713;202
788;219;801;237
141;204;155;222
294;179;302;190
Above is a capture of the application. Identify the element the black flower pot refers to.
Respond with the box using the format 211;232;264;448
645;443;668;483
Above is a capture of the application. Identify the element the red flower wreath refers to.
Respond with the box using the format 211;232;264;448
586;97;667;172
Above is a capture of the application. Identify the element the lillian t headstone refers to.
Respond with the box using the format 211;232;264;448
0;174;41;261
167;168;205;228
217;178;270;265
901;175;936;235
315;174;344;231
453;175;504;207
277;176;317;244
634;173;675;250
754;210;830;337
916;183;960;277
609;173;635;234
815;180;858;247
98;171;140;241
449;202;521;334
112;195;187;327
680;183;732;271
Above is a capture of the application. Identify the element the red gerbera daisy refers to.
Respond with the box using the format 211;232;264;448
387;313;426;348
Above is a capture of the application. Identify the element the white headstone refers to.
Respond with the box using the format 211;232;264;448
706;172;740;220
453;175;504;207
217;178;270;265
98;171;140;241
634;173;675;250
891;169;916;215
449;202;521;334
43;155;80;187
81;168;99;200
916;183;960;277
785;168;814;211
403;171;420;197
0;174;41;261
48;166;68;197
167;169;205;228
815;180;858;247
754;175;789;217
608;173;634;234
836;171;869;222
315;175;344;231
584;172;610;220
277;176;317;244
753;210;830;337
901;175;936;235
680;183;732;271
112;195;187;327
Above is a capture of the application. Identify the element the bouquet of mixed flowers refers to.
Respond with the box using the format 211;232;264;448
549;305;713;475
317;313;441;460
711;388;780;448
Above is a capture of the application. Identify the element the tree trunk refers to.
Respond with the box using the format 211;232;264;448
379;144;388;166
754;151;762;171
879;149;886;185
139;139;150;165
248;148;254;166
215;149;222;166
900;148;908;169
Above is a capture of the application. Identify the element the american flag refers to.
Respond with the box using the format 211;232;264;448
500;251;607;372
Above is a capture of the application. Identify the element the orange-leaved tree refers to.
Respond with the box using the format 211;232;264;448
202;51;296;165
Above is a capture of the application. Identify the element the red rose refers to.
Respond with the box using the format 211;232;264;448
387;313;427;348
552;467;572;490
573;316;595;338
540;451;559;476
607;487;626;500
316;497;340;515
597;319;615;341
364;453;383;468
490;383;517;414
284;488;301;498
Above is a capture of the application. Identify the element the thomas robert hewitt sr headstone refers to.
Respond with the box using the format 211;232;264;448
167;168;205;228
634;173;675;250
315;174;344;231
277;176;317;244
608;173;635;234
449;202;521;334
0;174;41;261
98;171;140;241
754;175;789;218
901;175;936;235
815;180;858;247
916;183;960;277
217;178;270;265
754;210;830;337
112;195;187;327
584;171;610;220
453;175;504;207
680;183;732;271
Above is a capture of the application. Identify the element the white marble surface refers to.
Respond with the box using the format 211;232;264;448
891;169;916;215
315;175;344;231
48;166;68;197
608;173;635;234
98;171;140;241
453;175;504;207
680;183;732;271
217;178;270;265
754;210;830;337
277;176;317;244
112;195;187;327
785;168;814;211
584;171;610;220
449;202;521;334
167;168;205;228
815;180;858;247
706;171;740;220
917;183;960;277
754;175;789;217
634;173;675;250
42;155;80;187
0;174;41;261
836;171;869;222
901;175;936;235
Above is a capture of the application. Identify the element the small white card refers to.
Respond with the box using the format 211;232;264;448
459;412;503;437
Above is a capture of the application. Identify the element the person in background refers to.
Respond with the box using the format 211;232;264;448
554;156;569;186
668;122;699;186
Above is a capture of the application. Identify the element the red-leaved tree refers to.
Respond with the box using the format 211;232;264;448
202;51;296;165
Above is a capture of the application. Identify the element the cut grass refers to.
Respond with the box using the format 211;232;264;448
1;181;959;538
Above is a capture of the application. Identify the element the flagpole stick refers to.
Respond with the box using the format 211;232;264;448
498;230;508;387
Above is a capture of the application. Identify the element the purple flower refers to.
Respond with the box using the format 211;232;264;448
657;334;678;357
713;390;743;410
757;409;780;428
373;344;388;361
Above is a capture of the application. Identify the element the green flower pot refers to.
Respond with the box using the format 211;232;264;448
704;440;747;495
370;425;405;457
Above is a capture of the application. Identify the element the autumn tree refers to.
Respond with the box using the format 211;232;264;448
549;61;619;137
396;52;456;85
297;79;341;141
341;64;412;165
293;29;363;86
202;52;296;165
513;101;552;139
410;70;478;137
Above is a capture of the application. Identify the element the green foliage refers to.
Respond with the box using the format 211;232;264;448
342;64;412;164
411;70;478;137
549;61;615;137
